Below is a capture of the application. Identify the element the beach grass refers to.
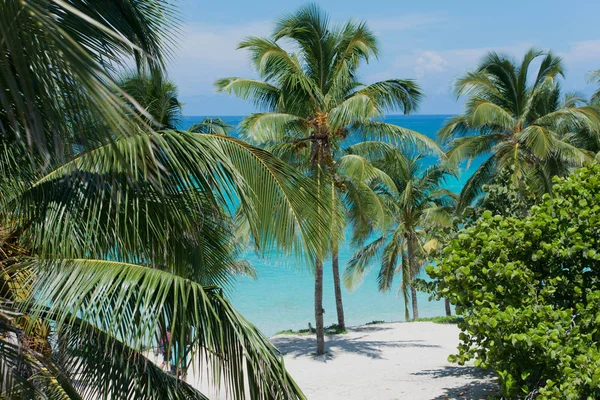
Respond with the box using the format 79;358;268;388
412;316;463;324
276;316;463;336
276;324;348;336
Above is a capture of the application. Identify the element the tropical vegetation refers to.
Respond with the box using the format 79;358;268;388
4;0;600;397
216;4;441;354
439;49;600;212
117;70;182;129
0;1;333;398
428;164;600;399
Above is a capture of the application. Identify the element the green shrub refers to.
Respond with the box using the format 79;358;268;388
428;164;600;399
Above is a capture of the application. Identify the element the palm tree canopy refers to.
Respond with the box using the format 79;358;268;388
117;70;183;129
190;118;235;135
439;49;600;211
0;0;179;161
215;4;442;165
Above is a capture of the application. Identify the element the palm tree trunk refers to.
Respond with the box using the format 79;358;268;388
445;297;451;316
407;233;419;320
331;241;345;330
315;257;325;355
410;286;419;320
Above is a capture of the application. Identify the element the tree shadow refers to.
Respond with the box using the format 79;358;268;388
272;333;440;361
351;324;397;334
414;366;499;399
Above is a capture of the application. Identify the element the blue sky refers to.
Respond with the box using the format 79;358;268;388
169;0;600;115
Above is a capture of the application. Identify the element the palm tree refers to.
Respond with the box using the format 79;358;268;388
117;70;183;129
439;49;600;212
117;72;234;136
190;117;234;135
216;4;440;354
345;146;457;321
0;1;333;398
267;138;395;333
589;70;600;105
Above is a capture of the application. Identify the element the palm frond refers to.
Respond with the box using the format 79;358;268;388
273;3;335;92
239;113;307;143
21;258;306;400
445;133;505;166
350;121;444;156
354;79;423;114
14;131;331;269
52;319;209;400
587;70;600;104
0;0;158;159
117;70;182;129
515;125;551;159
464;99;515;131
457;154;499;212
215;78;282;111
344;235;389;290
237;37;321;106
377;231;402;292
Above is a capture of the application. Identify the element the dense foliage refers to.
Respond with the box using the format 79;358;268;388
0;1;334;398
462;168;540;221
428;164;600;398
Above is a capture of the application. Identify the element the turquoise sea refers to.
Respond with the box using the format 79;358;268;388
180;115;480;336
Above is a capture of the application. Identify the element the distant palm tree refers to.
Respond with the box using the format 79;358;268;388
439;49;600;211
190;117;234;135
216;4;440;354
0;1;332;398
117;71;183;129
345;147;456;321
589;69;600;105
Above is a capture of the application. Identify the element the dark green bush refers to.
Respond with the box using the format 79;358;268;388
428;164;600;399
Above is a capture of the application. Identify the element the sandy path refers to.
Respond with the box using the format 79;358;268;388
271;322;498;400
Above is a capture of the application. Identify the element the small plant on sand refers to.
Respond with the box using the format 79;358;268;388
365;320;386;325
276;324;347;336
412;316;463;324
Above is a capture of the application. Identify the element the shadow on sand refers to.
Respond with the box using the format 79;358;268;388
414;366;499;399
272;327;440;361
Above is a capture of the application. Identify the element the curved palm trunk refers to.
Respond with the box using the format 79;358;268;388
331;241;345;330
406;233;419;320
314;257;325;355
445;297;452;316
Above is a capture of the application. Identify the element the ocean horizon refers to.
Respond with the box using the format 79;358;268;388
179;114;481;336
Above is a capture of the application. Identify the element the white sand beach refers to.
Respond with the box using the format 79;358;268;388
271;322;498;400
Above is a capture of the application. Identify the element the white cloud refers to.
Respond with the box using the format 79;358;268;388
414;51;448;78
386;40;600;84
389;42;534;81
168;21;271;96
559;40;600;64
